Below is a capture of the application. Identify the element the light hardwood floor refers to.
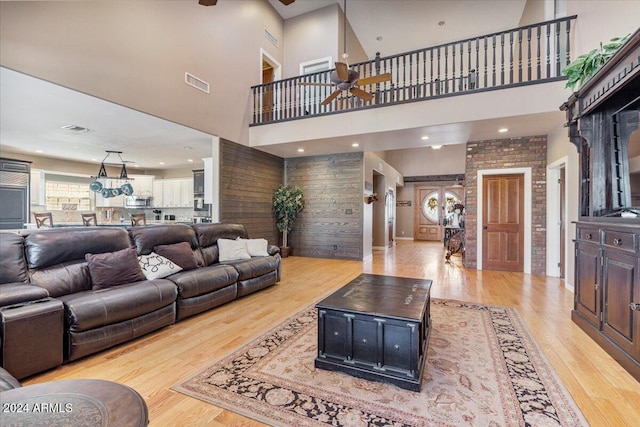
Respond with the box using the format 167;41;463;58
24;241;640;426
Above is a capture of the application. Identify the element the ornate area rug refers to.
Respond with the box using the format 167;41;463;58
172;299;589;426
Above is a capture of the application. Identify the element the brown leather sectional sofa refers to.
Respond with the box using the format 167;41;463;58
0;223;280;379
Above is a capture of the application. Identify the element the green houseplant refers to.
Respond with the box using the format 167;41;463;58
273;185;304;257
562;34;630;91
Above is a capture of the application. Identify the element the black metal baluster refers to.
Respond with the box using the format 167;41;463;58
492;34;496;87
484;36;488;88
421;49;427;98
536;26;541;79
509;31;513;84
430;48;434;96
451;42;456;92
518;29;523;83
444;45;449;93
565;18;572;68
555;21;561;76
437;47;441;95
500;33;505;85
475;38;479;88
527;27;532;81
546;23;551;78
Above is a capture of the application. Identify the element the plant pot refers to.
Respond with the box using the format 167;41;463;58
279;246;291;258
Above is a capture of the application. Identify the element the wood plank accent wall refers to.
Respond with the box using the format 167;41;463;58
219;139;283;246
286;152;363;260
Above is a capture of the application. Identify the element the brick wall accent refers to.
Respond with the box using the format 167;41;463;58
464;136;547;275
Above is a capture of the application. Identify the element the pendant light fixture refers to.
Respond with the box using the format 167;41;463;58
89;150;135;198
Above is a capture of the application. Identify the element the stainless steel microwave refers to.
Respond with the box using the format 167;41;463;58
125;196;153;208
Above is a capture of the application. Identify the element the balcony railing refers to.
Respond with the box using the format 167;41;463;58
251;15;576;126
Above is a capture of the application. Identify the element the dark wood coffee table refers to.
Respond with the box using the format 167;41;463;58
315;273;432;391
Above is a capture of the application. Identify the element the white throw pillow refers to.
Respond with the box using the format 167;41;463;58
238;237;269;257
218;238;251;262
138;252;183;280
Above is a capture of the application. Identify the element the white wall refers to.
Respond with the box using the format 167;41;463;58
376;144;467;240
363;152;403;259
0;0;284;147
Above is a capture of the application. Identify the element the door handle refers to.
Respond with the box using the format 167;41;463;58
483;225;488;229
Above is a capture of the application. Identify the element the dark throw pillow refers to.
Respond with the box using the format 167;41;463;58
86;247;146;290
154;242;198;270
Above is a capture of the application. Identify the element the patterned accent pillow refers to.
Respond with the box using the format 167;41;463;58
218;238;251;262
86;247;146;290
237;237;269;257
154;242;199;270
138;252;183;280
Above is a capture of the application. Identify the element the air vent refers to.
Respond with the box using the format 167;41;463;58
264;28;278;47
185;72;210;94
61;124;92;133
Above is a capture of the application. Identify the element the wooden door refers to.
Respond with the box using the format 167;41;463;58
414;185;463;241
482;174;524;272
414;186;442;241
262;61;274;122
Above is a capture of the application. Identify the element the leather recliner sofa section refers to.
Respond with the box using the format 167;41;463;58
24;227;178;362
129;223;241;321
0;223;280;378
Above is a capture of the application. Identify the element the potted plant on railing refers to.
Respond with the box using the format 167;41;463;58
562;34;630;91
273;185;304;258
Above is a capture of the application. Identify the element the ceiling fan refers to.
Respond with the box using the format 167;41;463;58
298;0;392;105
199;0;295;5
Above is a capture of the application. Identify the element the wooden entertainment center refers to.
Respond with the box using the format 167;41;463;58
562;29;640;381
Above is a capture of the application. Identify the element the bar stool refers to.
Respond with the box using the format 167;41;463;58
33;212;53;228
81;213;98;226
130;213;146;226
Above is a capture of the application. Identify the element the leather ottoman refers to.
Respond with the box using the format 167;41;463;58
1;298;64;379
0;378;149;426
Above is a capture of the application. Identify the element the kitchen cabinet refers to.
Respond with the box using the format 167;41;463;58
129;175;154;197
30;169;45;206
153;178;193;208
152;181;163;207
180;179;192;208
193;170;204;194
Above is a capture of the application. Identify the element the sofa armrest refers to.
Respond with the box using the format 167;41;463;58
0;283;49;307
0;367;22;391
267;245;280;256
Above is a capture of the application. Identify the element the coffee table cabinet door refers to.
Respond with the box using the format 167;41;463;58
352;318;378;365
383;324;412;371
322;313;348;358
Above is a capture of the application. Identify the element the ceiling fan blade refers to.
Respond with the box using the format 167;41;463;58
298;82;334;87
320;90;342;105
357;73;392;86
198;0;217;5
335;62;349;82
350;87;374;102
279;0;295;4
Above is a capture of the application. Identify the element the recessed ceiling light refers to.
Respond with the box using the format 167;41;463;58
91;158;98;162
187;159;194;162
431;145;442;150
35;150;43;153
498;128;508;133
297;148;305;153
421;136;429;140
159;162;165;165
184;146;193;150
352;143;359;147
133;164;140;168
